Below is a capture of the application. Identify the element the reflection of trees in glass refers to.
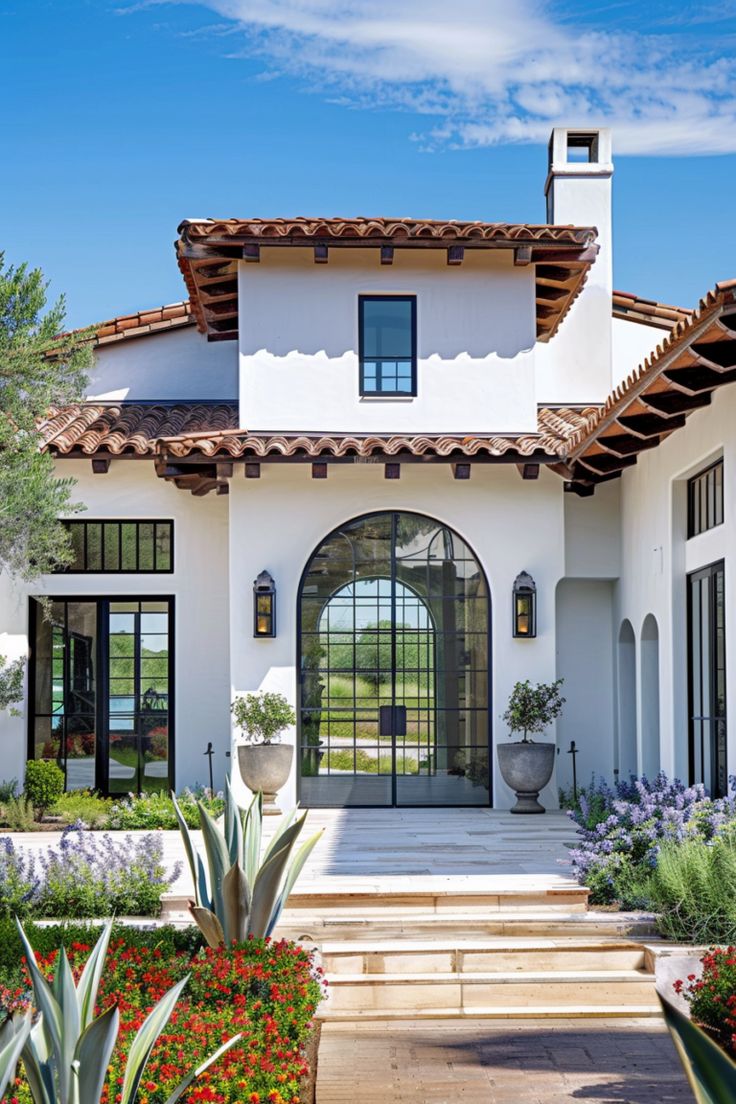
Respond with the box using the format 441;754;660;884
326;620;433;692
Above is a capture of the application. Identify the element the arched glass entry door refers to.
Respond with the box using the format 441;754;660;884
298;512;490;806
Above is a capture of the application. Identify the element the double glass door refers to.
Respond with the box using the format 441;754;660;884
29;597;173;793
299;512;490;806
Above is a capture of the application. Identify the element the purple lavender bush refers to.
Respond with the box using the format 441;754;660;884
567;772;736;907
0;826;181;918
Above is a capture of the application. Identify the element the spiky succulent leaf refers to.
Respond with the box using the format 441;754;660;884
72;1004;119;1104
55;947;80;1104
120;976;189;1104
162;1034;242;1104
224;777;243;869
267;829;323;937
248;816;306;938
20;1027;55;1104
76;921;113;1032
171;792;210;908
658;994;736;1103
0;1014;32;1101
261;805;297;867
222;862;250;945
190;906;225;949
198;802;231;923
15;919;63;1065
242;792;262;888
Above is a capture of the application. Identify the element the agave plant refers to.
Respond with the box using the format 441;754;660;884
658;993;736;1103
0;1013;32;1100
8;919;240;1104
172;778;322;947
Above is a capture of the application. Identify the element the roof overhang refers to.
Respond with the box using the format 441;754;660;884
176;216;599;345
565;281;736;494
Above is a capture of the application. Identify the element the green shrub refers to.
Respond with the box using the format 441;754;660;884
0;779;17;802
1;795;36;831
23;759;64;817
231;690;295;744
52;789;112;827
106;787;223;830
648;835;736;944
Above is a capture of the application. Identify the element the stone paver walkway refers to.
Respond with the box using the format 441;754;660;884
316;1018;692;1103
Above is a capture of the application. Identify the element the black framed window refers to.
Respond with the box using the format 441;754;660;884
359;295;416;396
28;596;174;794
688;561;727;797
688;460;723;538
55;520;173;573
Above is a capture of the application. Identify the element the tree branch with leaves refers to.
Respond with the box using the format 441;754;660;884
0;254;92;579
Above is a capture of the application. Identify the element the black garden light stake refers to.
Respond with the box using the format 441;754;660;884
568;739;579;803
204;741;214;793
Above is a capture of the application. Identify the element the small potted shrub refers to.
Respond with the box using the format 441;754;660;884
497;679;565;813
231;691;296;814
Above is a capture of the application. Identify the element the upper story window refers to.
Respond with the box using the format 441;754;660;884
54;520;173;573
359;295;416;397
688;460;723;538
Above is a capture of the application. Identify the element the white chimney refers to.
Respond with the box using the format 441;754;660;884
542;128;614;401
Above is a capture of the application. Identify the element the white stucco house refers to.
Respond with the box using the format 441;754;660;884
1;127;734;811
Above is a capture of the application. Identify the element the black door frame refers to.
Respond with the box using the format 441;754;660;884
27;595;176;794
687;560;727;796
296;510;492;808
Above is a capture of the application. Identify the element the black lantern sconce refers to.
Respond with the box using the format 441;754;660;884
512;571;537;638
253;570;276;637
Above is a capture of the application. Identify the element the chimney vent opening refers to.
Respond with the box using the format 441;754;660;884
566;132;599;164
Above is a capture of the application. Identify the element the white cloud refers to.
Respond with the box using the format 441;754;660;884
168;0;736;154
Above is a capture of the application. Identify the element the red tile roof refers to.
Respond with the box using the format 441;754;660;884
40;402;238;456
612;291;692;330
176;216;599;345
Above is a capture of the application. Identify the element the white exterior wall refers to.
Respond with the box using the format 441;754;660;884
227;464;570;811
0;463;232;791
87;327;238;402
612;317;666;390
618;381;736;782
238;249;538;434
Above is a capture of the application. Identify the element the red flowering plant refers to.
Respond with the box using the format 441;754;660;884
674;946;736;1056
0;933;325;1104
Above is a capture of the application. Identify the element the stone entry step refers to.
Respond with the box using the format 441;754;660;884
282;886;590;913
322;969;658;1017
275;910;658;943
321;938;647;975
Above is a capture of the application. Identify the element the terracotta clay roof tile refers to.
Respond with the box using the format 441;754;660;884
40;402;239;457
157;407;599;462
612;290;693;330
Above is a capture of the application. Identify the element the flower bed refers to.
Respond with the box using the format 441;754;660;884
0;827;180;918
0;924;324;1104
675;947;736;1058
565;773;736;920
0;785;224;832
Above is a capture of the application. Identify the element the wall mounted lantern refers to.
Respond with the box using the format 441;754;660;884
512;571;537;638
253;570;276;637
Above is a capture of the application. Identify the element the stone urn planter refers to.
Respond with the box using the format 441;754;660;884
231;690;297;816
497;741;555;814
499;678;566;814
238;743;293;815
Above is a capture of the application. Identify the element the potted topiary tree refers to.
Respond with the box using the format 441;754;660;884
231;690;296;814
497;679;565;813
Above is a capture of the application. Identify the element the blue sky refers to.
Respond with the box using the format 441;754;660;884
2;0;735;328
